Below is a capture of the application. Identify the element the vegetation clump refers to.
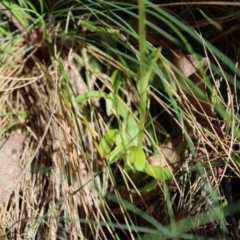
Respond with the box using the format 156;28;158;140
0;0;240;239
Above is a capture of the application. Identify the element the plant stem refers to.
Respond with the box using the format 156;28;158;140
137;0;147;147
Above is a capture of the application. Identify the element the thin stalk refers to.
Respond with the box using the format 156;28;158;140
137;0;147;147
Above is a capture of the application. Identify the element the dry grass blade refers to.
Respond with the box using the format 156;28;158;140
0;47;110;239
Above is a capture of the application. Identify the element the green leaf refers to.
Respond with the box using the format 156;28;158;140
115;131;129;146
123;112;139;145
99;129;120;156
105;93;114;116
80;20;119;34
106;70;122;116
143;164;172;180
137;48;161;95
131;179;159;193
100;130;133;164
106;143;124;164
137;48;161;147
75;90;109;103
111;70;122;94
126;146;146;171
105;93;133;122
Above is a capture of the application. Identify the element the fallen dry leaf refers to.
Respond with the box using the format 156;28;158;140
160;134;184;166
0;134;25;206
173;49;208;78
148;134;184;168
173;49;223;139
